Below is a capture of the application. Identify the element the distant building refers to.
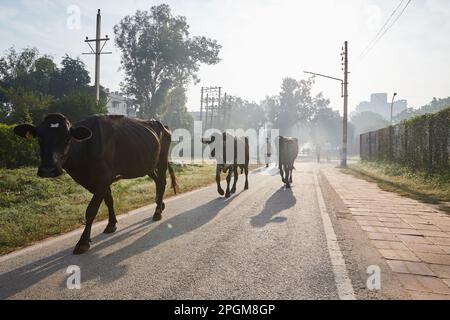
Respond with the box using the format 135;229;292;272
105;89;136;118
354;93;407;120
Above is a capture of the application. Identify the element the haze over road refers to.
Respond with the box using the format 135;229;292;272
0;163;390;300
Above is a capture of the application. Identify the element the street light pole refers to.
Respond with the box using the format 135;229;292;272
390;92;398;125
341;41;349;168
304;41;349;168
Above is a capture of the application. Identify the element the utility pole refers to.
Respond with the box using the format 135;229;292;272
83;9;112;102
304;41;349;167
200;87;204;129
390;92;398;125
341;41;349;168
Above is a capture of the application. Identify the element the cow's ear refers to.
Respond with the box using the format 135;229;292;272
14;124;36;139
70;126;92;141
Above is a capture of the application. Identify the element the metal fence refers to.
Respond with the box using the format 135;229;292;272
360;108;450;172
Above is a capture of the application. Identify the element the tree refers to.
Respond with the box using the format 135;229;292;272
351;111;390;136
161;87;193;130
265;76;330;137
114;4;221;118
394;97;450;123
0;47;95;124
310;107;342;148
50;55;91;98
228;97;266;130
33;57;57;94
49;92;107;123
0;87;54;124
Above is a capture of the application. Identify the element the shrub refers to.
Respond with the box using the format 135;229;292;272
0;123;39;168
360;107;450;172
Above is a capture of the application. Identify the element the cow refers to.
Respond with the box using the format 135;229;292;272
278;136;299;188
202;132;249;198
13;113;177;255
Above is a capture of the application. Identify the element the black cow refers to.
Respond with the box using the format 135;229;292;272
14;114;177;255
202;132;249;198
278;136;299;188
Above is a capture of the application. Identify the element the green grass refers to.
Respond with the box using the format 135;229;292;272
342;161;450;213
0;164;218;255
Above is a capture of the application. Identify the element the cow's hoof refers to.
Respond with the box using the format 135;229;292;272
244;184;249;190
218;188;225;196
286;184;291;189
231;188;236;194
153;210;163;222
225;192;231;199
103;224;117;234
73;242;90;255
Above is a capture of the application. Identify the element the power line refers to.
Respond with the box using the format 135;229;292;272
359;0;405;59
360;0;412;61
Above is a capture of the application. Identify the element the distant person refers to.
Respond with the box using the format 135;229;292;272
263;137;272;168
324;140;332;163
316;144;321;163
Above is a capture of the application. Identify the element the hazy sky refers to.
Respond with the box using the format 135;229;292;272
0;0;449;114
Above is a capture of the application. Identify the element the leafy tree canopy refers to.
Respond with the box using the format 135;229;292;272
0;47;97;124
351;111;389;136
264;76;330;136
161;87;193;130
114;4;221;119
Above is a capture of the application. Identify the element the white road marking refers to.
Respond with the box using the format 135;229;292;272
314;169;356;300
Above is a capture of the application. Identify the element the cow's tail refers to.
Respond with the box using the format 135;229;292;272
168;162;178;194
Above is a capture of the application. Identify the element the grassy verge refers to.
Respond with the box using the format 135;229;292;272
0;164;222;255
341;161;450;213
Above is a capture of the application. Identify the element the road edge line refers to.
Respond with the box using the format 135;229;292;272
0;167;264;263
314;169;356;300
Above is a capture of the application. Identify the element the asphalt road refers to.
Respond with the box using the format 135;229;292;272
0;163;352;300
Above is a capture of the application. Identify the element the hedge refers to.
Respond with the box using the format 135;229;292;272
0;123;39;168
360;108;450;172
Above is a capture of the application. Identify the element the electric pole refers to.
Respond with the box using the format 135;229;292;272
83;9;112;102
341;41;349;168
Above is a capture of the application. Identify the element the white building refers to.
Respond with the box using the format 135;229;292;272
105;89;136;117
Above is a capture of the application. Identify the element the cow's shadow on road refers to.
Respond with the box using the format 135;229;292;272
250;187;296;228
0;196;236;299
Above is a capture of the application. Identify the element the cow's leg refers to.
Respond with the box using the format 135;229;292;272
244;165;249;190
153;165;168;222
149;171;165;212
280;162;285;183
285;165;291;188
225;168;233;198
216;166;225;196
289;165;294;184
231;166;238;194
74;190;106;255
103;187;117;234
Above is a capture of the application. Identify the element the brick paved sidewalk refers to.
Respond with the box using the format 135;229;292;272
321;166;450;300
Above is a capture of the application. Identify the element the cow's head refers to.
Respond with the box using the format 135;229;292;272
14;114;92;178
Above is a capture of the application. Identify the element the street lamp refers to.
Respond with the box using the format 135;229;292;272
303;70;347;167
390;92;398;125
